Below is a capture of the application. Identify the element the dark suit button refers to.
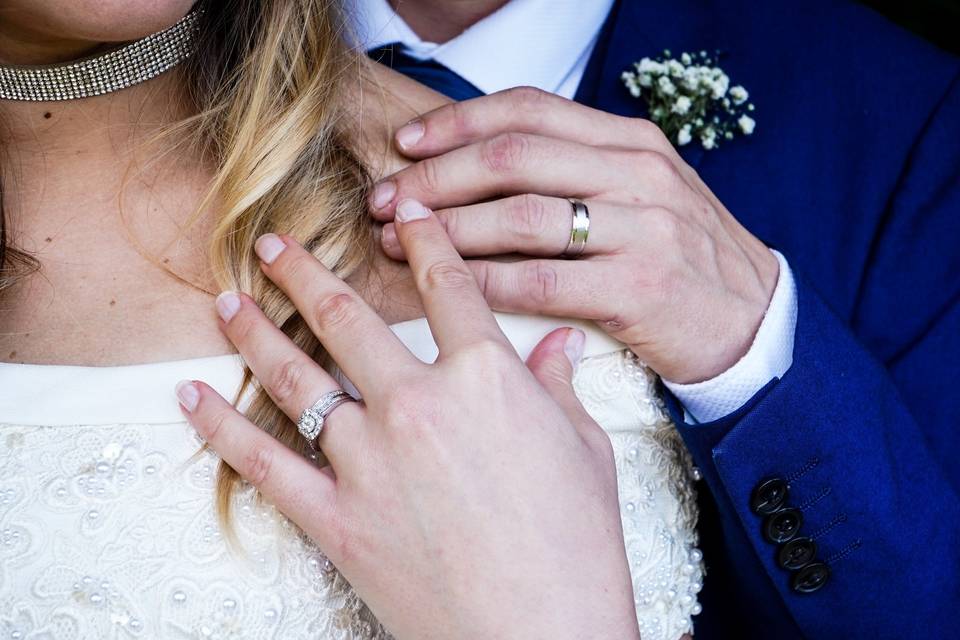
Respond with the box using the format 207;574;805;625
791;562;831;593
751;478;788;515
778;537;817;570
763;508;803;544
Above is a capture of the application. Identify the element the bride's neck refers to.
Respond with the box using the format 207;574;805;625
0;69;194;165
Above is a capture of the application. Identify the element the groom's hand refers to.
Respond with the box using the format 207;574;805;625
369;87;779;383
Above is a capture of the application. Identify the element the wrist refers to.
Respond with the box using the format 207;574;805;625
656;246;780;384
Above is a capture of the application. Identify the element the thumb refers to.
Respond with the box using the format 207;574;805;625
526;328;591;424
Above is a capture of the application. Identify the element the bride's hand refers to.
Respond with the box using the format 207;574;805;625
175;200;640;640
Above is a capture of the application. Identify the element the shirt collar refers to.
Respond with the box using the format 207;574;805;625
351;0;614;96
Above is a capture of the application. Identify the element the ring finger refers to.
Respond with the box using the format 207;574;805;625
381;195;630;259
215;290;365;464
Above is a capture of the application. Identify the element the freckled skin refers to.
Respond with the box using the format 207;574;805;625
0;2;443;366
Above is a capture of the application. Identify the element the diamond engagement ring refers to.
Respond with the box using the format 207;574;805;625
560;198;590;258
297;390;356;450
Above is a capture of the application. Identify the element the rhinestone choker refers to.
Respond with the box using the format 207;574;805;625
0;8;202;102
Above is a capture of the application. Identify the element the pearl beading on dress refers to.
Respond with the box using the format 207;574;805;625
0;350;702;640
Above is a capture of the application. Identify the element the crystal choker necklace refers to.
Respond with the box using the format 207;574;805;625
0;8;202;102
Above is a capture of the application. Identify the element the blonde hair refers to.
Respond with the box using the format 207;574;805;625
182;1;376;524
0;0;376;526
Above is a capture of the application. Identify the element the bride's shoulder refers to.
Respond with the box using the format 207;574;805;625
342;61;451;178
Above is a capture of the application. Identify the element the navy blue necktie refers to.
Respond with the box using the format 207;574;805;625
367;43;485;101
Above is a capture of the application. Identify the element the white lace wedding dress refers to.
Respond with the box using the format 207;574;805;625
0;313;703;640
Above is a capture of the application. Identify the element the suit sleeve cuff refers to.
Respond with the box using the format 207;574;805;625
662;249;798;423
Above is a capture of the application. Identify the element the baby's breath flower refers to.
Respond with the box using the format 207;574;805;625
621;49;756;150
708;74;729;99
621;71;642;97
701;127;717;150
729;85;749;105
638;58;666;75
657;75;676;95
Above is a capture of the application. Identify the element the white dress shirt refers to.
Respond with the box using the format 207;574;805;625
351;0;799;423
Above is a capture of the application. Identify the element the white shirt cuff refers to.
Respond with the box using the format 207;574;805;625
662;250;798;424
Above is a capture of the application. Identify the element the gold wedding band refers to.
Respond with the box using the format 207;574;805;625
560;198;590;259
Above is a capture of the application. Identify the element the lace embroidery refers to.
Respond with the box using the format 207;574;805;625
0;349;701;640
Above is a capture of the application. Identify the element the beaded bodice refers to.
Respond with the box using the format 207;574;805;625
0;317;703;640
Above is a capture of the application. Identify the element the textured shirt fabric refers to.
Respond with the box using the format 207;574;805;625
351;0;798;422
663;251;797;422
350;0;613;98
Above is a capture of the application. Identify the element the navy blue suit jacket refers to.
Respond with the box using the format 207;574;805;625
572;1;960;638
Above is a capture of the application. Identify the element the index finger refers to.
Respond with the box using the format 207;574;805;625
392;86;674;158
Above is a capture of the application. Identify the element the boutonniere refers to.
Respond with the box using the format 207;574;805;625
621;50;756;150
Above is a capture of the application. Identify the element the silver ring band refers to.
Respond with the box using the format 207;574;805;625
297;390;356;450
560;199;590;258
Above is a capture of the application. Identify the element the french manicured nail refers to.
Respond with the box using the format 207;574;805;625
381;223;398;248
176;380;200;412
255;233;286;264
215;291;241;323
396;119;425;149
396;198;430;223
564;329;586;368
371;181;396;209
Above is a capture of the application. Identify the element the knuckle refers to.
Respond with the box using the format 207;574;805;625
524;261;559;305
481;132;531;174
415;157;443;194
465;338;515;365
437;208;461;241
510;194;551;242
381;392;418;429
269;358;306;406
422;261;475;292
470;261;492;299
242;445;275;487
312;292;362;332
448;100;475;138
632;118;660;137
645;207;682;244
633;118;670;148
200;408;231;443
506;85;548;111
225;309;258;344
279;251;316;286
632;149;679;184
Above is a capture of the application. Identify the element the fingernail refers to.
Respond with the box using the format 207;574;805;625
215;291;241;323
175;380;200;412
564;329;586;368
255;233;286;264
371;181;396;209
396;198;430;223
396;119;425;150
381;223;398;248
